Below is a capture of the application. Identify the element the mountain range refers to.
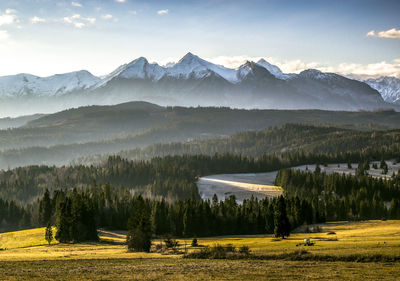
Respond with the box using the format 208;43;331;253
364;76;400;105
0;52;398;117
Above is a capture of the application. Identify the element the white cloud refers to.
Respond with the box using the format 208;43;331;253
129;10;137;15
30;16;46;24
71;1;82;8
207;56;400;79
0;30;10;41
328;60;400;79
5;9;16;14
366;28;400;39
0;9;18;26
101;14;113;20
157;9;169;15
115;0;126;3
63;14;96;28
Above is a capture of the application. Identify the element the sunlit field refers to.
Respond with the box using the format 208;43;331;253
0;220;399;280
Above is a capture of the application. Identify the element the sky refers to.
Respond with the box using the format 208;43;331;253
0;0;399;78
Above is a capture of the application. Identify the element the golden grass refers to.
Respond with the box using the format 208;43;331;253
1;258;400;281
191;220;400;257
0;220;400;280
0;227;57;250
1;220;400;261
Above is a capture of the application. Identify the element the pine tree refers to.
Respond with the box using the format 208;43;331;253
274;196;291;239
127;196;152;252
39;189;52;226
45;222;53;245
55;199;71;243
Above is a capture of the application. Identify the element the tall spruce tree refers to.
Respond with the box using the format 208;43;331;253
127;196;152;252
274;196;291;239
39;189;52;226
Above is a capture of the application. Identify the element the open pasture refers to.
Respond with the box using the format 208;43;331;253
0;220;399;280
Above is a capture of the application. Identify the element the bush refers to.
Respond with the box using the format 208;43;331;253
184;244;251;259
127;228;152;252
164;237;179;249
239;245;250;255
191;238;198;247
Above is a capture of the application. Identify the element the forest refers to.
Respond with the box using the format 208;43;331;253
1;153;399;235
1;124;400;242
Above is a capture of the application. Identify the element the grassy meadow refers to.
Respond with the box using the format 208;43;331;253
0;220;399;280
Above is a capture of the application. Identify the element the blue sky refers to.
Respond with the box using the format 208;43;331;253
0;0;399;77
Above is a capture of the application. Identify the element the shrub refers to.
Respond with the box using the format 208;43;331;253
184;244;251;259
239;245;250;255
191;238;198;247
164;237;179;249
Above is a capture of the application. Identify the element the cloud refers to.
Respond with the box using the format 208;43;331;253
0;30;10;41
328;60;400;79
5;9;16;14
71;1;82;8
30;16;46;24
63;14;96;28
115;0;126;3
129;10;137;15
101;14;113;20
366;28;400;39
207;56;400;79
157;9;169;15
0;9;18;26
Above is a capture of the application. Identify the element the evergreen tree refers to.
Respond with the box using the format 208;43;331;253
274;196;291;239
39;189;52;226
45;222;53;245
127;196;152;252
55;198;71;243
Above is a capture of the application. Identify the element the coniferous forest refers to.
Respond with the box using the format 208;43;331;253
1;124;400;244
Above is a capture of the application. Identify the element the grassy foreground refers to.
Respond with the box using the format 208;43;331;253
0;220;400;280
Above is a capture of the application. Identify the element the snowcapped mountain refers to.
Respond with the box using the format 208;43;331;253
0;70;100;98
364;76;400;104
0;52;397;117
164;52;239;83
256;59;295;80
95;57;165;88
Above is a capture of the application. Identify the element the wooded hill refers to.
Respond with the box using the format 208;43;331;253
0;101;399;169
78;124;400;165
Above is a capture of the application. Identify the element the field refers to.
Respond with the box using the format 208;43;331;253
197;161;400;202
0;220;400;280
197;172;282;202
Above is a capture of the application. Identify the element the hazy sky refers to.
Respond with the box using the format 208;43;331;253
0;0;399;78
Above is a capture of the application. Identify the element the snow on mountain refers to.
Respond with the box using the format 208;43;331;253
0;52;395;113
165;52;239;83
95;57;165;88
299;69;336;80
256;59;295;80
364;76;400;104
0;70;100;97
236;61;254;80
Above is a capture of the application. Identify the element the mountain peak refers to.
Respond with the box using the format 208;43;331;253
299;69;331;80
178;52;204;65
256;59;283;75
128;57;149;66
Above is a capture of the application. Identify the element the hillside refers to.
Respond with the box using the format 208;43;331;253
0;102;400;169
